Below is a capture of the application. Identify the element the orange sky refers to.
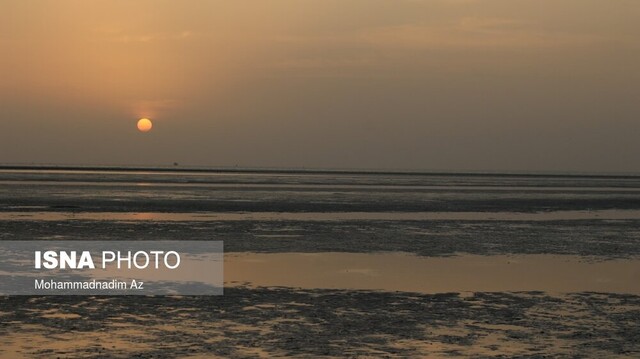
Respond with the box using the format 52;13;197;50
1;0;639;172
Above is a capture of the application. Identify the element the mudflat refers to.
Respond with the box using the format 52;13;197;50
1;169;639;357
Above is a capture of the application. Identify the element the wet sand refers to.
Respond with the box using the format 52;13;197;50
1;169;640;357
1;289;639;358
5;218;640;259
1;252;639;357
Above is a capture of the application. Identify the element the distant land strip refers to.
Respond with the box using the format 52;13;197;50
1;165;640;179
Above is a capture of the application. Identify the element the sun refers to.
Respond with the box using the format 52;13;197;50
137;118;153;132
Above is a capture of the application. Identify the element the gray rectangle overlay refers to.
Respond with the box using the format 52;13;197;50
0;241;223;295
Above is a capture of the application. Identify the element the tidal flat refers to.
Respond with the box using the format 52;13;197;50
1;168;639;357
1;289;639;358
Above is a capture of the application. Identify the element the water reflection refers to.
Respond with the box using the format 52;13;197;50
225;252;640;294
3;210;640;222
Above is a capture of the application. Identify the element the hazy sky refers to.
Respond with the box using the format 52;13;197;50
1;0;639;172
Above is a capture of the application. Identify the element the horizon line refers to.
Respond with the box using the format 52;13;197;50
1;164;640;179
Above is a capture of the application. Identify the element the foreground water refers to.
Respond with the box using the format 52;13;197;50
1;167;639;357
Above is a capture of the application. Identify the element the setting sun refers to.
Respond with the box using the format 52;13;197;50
137;118;153;132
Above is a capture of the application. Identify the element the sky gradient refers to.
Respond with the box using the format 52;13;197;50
1;0;639;172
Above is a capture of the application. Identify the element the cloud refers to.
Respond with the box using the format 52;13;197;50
265;16;617;73
268;57;376;70
359;17;611;50
100;29;194;44
131;99;183;119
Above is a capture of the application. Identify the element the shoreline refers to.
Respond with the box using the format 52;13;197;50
2;165;640;179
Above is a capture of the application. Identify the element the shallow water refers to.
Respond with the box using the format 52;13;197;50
4;209;640;221
224;252;640;294
3;169;640;215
